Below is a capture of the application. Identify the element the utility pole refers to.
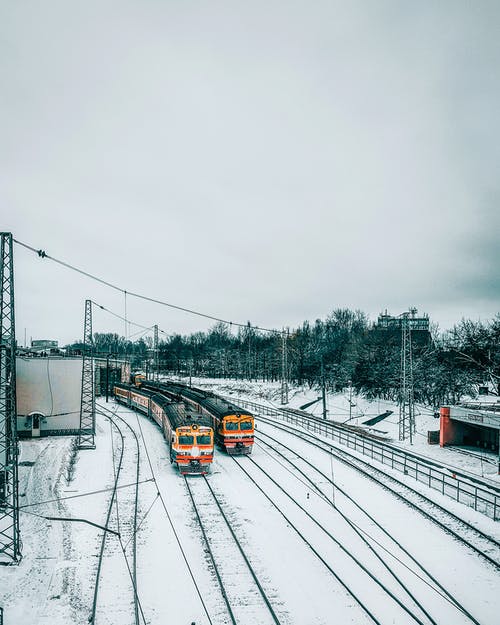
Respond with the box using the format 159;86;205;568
280;328;289;405
399;309;416;443
0;232;21;563
124;291;127;340
153;324;159;381
78;299;96;449
321;356;328;420
246;321;252;381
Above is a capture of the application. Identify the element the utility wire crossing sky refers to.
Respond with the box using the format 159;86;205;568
2;2;499;344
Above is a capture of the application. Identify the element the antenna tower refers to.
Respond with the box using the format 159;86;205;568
78;299;95;449
399;309;416;442
0;232;21;562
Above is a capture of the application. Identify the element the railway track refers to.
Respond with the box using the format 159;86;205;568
249;436;484;625
448;446;498;467
90;406;143;625
184;475;284;625
228;397;500;519
231;453;480;625
256;415;500;570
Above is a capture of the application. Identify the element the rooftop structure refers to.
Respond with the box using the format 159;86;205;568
376;309;430;331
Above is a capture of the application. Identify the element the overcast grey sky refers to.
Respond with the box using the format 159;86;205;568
2;1;499;345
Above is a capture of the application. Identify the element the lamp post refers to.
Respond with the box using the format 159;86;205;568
321;356;328;420
348;379;352;422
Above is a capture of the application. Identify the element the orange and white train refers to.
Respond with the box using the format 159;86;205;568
141;381;255;455
114;383;214;475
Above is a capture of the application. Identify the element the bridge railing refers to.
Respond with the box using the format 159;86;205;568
226;395;500;521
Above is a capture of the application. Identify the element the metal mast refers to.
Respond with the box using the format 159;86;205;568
399;309;416;443
280;329;289;405
78;299;95;449
0;232;21;562
153;324;159;381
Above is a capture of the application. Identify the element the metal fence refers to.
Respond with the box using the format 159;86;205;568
228;396;500;521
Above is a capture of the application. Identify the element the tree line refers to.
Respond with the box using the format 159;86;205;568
66;310;500;407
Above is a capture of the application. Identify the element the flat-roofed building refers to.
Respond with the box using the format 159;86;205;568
16;357;82;437
440;403;500;453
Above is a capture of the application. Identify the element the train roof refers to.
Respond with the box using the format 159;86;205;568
115;383;212;431
143;380;254;420
161;399;212;431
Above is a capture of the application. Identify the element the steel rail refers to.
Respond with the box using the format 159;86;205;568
98;405;142;625
112;398;215;625
89;414;125;624
229;457;383;625
202;476;283;625
184;478;237;625
257;414;500;570
254;435;482;625
187;475;283;625
226;396;500;518
238;455;431;625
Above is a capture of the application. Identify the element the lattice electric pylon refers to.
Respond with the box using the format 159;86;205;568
0;232;21;563
78;299;95;449
399;310;416;443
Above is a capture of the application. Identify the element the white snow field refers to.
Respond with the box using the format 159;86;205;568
1;380;499;625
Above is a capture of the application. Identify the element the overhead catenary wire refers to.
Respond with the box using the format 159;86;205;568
92;300;155;333
17;478;154;509
254;439;472;620
91;300;169;342
14;238;283;335
130;409;215;625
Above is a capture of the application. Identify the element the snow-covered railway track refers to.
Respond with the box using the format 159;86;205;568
258;416;500;570
232;455;455;625
447;446;498;467
184;475;283;625
91;407;142;625
251;436;484;625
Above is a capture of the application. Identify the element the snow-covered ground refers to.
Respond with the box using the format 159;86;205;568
1;380;499;624
190;376;500;483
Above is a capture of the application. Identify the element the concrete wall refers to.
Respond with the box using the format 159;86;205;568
16;357;82;433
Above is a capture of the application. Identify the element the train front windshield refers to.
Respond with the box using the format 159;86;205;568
196;435;211;445
225;420;253;431
178;435;194;445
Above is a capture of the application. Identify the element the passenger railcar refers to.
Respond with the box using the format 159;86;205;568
130;372;146;387
114;383;214;474
142;381;255;455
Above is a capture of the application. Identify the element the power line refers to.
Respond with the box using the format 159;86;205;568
91;300;170;339
131;410;214;625
18;478;155;509
92;301;154;333
14;238;281;335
